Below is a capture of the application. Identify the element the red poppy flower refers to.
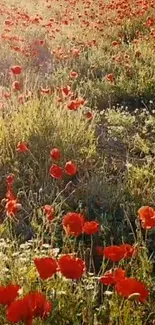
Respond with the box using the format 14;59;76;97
70;71;78;78
0;284;21;306
67;100;80;111
100;268;126;286
120;244;136;259
65;161;77;176
85;111;93;120
50;148;61;160
62;212;85;236
135;50;141;58
7;291;52;324
112;41;120;46
58;254;85;279
83;221;99;235
62;86;71;97
138;206;155;229
103;245;125;262
6;174;15;187
67;97;85;110
115;277;149;303
100;270;114;286
49;164;63;179
34;257;58;280
6;188;16;201
12;81;22;91
103;244;136;262
5;199;21;217
105;73;115;83
16;142;29;152
10;65;22;75
42;205;54;221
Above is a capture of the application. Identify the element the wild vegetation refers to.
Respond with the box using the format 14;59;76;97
0;0;155;324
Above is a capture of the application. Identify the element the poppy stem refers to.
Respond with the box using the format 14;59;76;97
89;235;95;273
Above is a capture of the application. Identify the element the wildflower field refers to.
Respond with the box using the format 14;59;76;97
0;0;155;324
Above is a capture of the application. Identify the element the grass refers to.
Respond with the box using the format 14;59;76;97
0;0;155;324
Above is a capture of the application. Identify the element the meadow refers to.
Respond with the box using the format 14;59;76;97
0;0;155;324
